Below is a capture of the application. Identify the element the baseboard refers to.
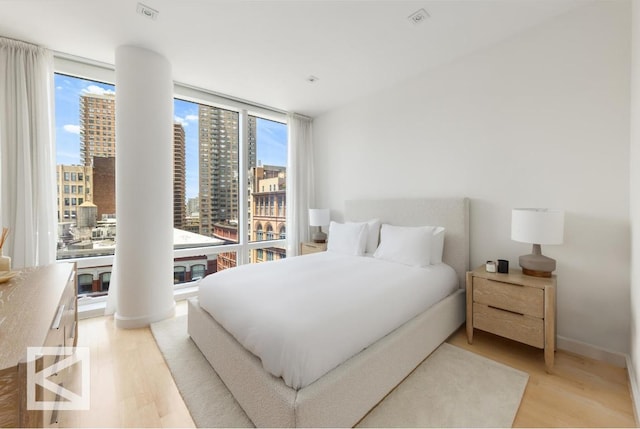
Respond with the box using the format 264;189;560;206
557;335;627;368
625;354;640;426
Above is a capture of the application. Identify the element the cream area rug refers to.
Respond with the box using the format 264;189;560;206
151;315;528;428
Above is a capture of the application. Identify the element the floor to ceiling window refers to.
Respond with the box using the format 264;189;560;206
54;64;288;298
248;116;288;264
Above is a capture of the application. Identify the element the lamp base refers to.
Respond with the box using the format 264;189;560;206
312;230;327;243
519;251;556;278
522;267;553;278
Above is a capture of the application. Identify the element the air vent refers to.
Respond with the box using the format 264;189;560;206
137;3;159;20
408;8;429;25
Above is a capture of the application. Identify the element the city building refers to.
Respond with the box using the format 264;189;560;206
212;222;238;271
80;91;116;167
186;197;199;217
250;165;286;263
174;123;186;229
184;214;200;234
63;93;188;258
198;106;257;237
56;164;92;222
76;225;224;295
92;156;116;220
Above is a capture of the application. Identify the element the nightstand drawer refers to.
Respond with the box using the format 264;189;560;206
473;277;543;318
300;242;327;255
473;303;544;348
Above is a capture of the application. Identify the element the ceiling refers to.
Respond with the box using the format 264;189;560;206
0;0;587;117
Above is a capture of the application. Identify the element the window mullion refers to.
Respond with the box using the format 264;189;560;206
237;109;249;265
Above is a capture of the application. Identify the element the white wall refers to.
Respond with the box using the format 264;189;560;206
313;1;631;355
629;0;640;407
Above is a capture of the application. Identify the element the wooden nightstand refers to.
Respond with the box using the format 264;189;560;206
300;241;327;255
466;265;556;372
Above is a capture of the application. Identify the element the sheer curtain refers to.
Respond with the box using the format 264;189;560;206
0;38;56;269
286;113;314;256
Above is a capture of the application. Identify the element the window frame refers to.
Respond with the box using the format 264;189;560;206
54;54;289;311
99;271;111;291
77;273;94;294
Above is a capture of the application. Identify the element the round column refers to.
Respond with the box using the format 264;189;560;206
114;45;175;328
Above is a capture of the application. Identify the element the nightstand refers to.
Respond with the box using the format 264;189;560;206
300;241;327;255
466;265;556;371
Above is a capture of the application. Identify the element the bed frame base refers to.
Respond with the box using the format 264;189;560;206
188;288;465;428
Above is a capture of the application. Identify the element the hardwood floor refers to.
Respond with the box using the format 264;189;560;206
58;302;195;428
58;300;636;428
449;329;636;428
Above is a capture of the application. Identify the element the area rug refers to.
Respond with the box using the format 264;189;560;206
151;315;528;428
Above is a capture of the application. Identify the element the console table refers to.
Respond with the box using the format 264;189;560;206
0;262;77;427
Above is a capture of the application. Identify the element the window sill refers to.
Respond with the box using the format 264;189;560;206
78;285;199;320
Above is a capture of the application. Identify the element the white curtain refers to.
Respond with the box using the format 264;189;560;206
286;113;314;256
0;38;56;269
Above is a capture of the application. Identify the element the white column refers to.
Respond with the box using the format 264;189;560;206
113;45;175;328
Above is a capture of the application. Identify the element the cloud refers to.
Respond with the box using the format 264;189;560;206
63;124;80;134
174;116;188;127
175;114;198;127
81;85;115;96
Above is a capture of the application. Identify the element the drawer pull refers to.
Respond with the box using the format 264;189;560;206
488;305;524;316
50;382;63;424
70;321;77;339
52;304;65;330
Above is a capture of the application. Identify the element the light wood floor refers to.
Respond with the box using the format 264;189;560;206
58;303;195;428
449;329;636;428
58;301;636;428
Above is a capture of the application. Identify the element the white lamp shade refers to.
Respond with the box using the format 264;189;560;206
511;208;564;245
309;208;330;227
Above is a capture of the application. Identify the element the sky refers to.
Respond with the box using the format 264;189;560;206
54;73;287;199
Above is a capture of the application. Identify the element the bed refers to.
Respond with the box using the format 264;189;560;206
188;197;470;427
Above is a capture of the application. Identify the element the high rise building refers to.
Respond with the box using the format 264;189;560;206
248;115;257;173
173;123;186;229
80;92;116;167
186;197;199;217
198;106;257;238
77;91;117;222
78;92;187;226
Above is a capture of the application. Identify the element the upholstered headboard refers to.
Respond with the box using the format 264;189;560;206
345;198;470;288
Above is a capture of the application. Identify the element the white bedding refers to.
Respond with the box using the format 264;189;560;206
198;251;458;389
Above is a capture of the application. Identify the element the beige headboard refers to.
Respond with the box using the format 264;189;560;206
345;197;470;288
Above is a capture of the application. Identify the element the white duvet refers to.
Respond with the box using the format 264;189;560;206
198;251;458;389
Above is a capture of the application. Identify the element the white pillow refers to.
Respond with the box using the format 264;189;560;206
348;218;381;254
327;221;368;256
373;224;435;267
431;226;446;264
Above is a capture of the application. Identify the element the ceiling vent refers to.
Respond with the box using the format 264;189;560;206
408;8;429;25
137;3;159;20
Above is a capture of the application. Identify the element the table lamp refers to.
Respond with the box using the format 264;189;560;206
309;208;330;243
511;208;564;277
